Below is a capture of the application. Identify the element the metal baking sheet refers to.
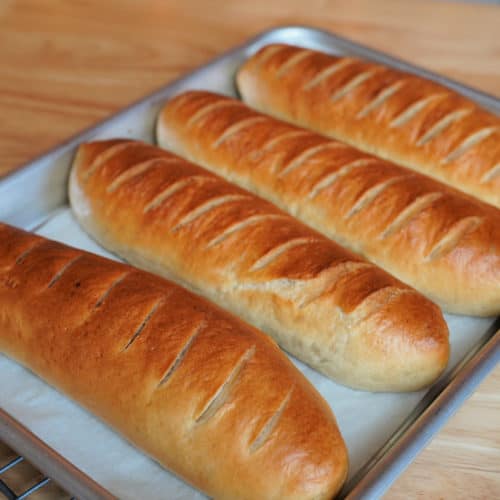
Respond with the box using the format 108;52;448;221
0;26;498;499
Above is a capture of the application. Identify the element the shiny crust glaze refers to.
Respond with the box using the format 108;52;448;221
70;139;449;392
157;90;500;317
236;44;500;208
0;223;348;500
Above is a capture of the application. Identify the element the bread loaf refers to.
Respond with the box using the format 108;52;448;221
0;222;349;499
69;139;449;392
236;43;500;208
157;90;500;317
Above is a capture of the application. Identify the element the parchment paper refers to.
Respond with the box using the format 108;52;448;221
0;209;495;499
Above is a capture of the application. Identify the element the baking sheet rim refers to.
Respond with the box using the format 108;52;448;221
0;24;498;500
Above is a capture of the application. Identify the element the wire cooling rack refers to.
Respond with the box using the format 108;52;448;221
0;449;72;499
0;408;113;500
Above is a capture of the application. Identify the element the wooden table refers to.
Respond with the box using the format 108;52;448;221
0;1;499;498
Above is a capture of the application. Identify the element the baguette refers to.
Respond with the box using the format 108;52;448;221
156;90;500;317
69;139;449;392
0;222;349;500
236;43;500;208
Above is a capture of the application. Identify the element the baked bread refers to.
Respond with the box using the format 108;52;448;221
236;43;500;208
69;139;449;392
0;222;349;500
156;90;500;317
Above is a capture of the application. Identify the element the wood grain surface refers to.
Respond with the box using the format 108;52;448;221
0;0;499;498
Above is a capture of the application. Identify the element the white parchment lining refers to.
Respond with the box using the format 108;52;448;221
0;209;495;499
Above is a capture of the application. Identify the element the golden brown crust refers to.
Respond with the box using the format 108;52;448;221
236;44;500;208
0;222;348;500
156;90;500;317
70;139;449;392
